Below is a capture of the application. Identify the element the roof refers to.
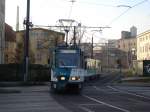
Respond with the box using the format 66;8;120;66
137;30;150;38
5;23;16;42
16;28;65;35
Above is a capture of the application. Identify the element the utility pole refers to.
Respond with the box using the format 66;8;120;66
73;26;76;46
16;6;19;31
91;29;102;59
24;0;30;82
91;35;94;58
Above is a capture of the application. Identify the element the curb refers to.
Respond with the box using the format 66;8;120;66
0;88;21;94
0;82;49;87
113;82;150;87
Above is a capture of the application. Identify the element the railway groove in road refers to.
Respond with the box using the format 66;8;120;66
49;73;150;112
83;95;130;112
1;74;150;112
107;86;150;100
83;84;150;111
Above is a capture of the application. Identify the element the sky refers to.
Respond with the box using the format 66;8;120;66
5;0;150;43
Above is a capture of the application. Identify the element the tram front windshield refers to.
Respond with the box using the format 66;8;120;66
57;50;80;68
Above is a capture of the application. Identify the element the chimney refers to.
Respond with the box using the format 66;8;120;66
16;6;19;31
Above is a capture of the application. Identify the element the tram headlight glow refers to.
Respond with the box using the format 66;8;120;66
71;76;80;81
60;76;65;80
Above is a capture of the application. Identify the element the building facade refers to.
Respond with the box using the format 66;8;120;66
121;26;137;39
118;38;137;68
0;0;5;64
79;43;92;58
5;24;16;63
118;38;137;53
16;28;65;65
130;26;137;38
121;31;131;39
137;30;150;60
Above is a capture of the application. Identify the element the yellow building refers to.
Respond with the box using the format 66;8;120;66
137;30;150;60
5;24;16;64
16;28;65;65
118;38;137;53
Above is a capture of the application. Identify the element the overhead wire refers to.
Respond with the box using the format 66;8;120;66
78;1;116;7
108;0;148;25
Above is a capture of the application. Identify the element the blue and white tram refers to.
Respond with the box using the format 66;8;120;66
50;46;86;92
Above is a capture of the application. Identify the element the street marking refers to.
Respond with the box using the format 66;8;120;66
93;86;105;92
93;86;119;93
79;106;95;112
107;86;150;100
83;95;130;112
80;103;101;106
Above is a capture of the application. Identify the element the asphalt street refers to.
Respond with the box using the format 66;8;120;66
0;74;150;112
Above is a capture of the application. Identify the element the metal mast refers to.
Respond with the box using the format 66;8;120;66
24;0;30;82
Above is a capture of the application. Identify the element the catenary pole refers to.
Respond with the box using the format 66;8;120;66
24;0;30;82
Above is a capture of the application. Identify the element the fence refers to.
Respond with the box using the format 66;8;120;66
0;64;50;82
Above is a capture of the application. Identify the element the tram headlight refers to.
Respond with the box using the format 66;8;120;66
71;76;80;81
60;76;66;80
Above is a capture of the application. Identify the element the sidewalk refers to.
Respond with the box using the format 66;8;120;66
121;76;150;82
0;88;21;93
0;86;71;112
119;76;150;87
0;81;49;93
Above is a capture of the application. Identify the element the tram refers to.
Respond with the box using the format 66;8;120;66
85;58;101;80
50;45;86;92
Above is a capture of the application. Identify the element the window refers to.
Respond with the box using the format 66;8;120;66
36;40;42;49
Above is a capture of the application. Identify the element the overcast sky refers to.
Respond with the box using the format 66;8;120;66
5;0;150;42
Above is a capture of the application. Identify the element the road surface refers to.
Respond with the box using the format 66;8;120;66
0;74;150;112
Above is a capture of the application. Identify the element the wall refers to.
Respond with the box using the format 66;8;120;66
16;28;65;65
0;0;5;64
137;30;150;60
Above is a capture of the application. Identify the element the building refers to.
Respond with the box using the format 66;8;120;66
137;30;150;60
100;46;127;68
121;26;137;39
121;31;131;39
118;37;137;68
108;39;118;48
0;0;5;64
16;28;65;65
79;43;92;58
5;24;16;63
130;26;137;38
118;38;137;53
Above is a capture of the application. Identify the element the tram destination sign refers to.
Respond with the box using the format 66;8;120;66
60;50;77;53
